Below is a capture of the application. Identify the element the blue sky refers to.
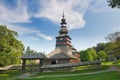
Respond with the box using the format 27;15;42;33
0;0;120;53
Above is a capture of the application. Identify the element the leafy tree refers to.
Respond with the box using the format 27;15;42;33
0;25;24;66
108;0;120;8
80;50;88;61
25;46;34;53
88;48;97;60
105;42;115;52
97;51;107;61
106;31;120;58
86;49;94;61
94;43;106;52
80;48;97;61
106;32;120;42
25;46;34;54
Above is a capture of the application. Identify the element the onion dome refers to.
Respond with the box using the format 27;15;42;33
59;12;68;35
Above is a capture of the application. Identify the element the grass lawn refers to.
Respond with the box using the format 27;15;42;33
16;71;120;80
0;70;22;80
102;60;120;65
32;65;109;77
0;61;120;80
102;60;120;68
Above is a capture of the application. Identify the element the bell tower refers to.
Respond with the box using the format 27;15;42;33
47;12;80;64
56;13;72;49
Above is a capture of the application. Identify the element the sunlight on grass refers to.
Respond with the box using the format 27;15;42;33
102;60;120;66
16;71;120;80
102;61;114;65
0;74;9;77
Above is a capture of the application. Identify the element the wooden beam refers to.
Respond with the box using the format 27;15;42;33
39;59;43;72
22;59;26;73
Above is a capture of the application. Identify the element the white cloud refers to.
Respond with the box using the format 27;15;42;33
1;0;114;41
8;25;35;35
35;0;91;30
0;0;30;24
0;0;115;31
7;25;53;41
0;0;53;41
37;33;53;41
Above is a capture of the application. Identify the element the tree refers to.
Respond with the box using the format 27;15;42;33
88;48;98;60
79;50;87;61
0;25;24;66
106;32;120;42
108;0;120;8
25;46;34;54
94;43;106;52
79;48;97;61
97;51;107;61
86;49;94;61
106;31;120;58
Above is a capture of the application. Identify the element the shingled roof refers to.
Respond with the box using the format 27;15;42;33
47;47;77;59
21;53;47;59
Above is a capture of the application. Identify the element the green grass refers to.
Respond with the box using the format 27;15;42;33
102;60;120;65
102;60;120;68
0;61;120;80
16;71;120;80
0;70;22;80
32;65;109;77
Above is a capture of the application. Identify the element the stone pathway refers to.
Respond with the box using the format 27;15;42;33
16;66;120;79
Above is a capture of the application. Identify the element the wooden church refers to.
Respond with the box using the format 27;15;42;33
44;13;80;65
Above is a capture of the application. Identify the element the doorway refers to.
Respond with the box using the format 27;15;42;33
51;60;58;64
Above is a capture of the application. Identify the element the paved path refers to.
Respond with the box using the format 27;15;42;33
16;66;120;79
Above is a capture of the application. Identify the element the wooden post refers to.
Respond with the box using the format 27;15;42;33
39;59;43;72
22;59;26;73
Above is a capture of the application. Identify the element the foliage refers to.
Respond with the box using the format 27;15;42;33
97;51;107;61
88;48;97;60
80;50;90;61
86;50;93;61
93;43;106;52
105;42;114;51
106;31;120;58
0;25;24;67
106;31;120;42
108;0;120;8
91;31;120;61
80;48;97;61
25;46;35;54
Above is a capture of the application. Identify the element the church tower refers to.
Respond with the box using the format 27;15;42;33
56;13;72;49
46;13;80;64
